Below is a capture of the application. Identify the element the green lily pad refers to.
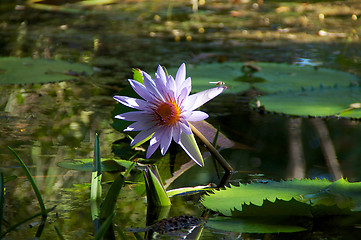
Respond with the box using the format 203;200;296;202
201;178;331;217
57;158;134;172
206;216;307;233
202;179;361;219
252;86;361;119
0;57;93;84
168;62;360;94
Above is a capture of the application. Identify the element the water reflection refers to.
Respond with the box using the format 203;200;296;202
1;0;361;238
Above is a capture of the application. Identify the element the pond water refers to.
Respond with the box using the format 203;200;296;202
1;0;361;239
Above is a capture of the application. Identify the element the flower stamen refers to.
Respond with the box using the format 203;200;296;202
155;102;181;126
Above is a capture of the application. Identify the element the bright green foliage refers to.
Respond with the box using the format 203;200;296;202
201;178;361;217
168;62;359;94
253;86;361;119
0;57;93;84
144;165;171;206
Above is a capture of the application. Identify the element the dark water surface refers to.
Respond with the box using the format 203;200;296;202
1;0;361;239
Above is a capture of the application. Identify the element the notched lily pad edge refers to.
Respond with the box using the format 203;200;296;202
250;84;361;121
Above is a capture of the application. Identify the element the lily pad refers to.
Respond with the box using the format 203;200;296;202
168;62;360;94
0;57;93;84
206;216;307;233
201;178;331;217
57;158;134;172
252;86;361;119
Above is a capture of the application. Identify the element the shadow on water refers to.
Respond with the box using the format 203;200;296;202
1;0;361;238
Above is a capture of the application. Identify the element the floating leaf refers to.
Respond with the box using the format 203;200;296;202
57;158;133;172
168;62;359;94
0;57;93;84
206;216;307;233
252;86;361;119
201;178;332;216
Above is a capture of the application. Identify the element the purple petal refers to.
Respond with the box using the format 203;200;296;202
128;79;154;102
175;63;186;89
160;127;172;155
172;123;181;143
177;82;191;104
186;111;209;121
146;134;161;158
184;86;226;111
166;75;176;95
156;65;167;85
179;120;192;135
124;120;154;132
113;96;149;110
131;128;156;146
142;71;164;101
115;111;150;121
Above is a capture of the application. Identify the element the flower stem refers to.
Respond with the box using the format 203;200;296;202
189;122;234;174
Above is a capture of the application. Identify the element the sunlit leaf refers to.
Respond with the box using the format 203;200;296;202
0;57;93;84
201;178;332;216
252;86;361;119
166;184;214;197
168;62;359;94
202;178;361;219
144;165;171;206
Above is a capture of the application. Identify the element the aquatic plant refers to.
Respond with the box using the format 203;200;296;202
113;63;226;166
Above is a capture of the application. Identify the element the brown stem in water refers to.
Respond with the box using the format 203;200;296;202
189;122;234;175
310;118;343;180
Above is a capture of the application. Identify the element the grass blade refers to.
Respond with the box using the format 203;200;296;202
54;225;65;240
91;133;102;201
8;147;46;216
94;213;115;240
99;173;124;220
0;206;55;239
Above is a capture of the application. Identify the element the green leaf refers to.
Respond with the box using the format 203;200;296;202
252;86;361;119
0;57;93;84
8;147;47;217
94;213;115;240
57;158;133;172
298;178;361;212
166;184;215;197
179;132;204;167
99;173;125;220
132;68;144;83
144;165;171;206
206;216;307;233
168;62;359;94
201;178;332;216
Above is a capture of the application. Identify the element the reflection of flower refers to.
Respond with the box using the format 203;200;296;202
114;63;226;166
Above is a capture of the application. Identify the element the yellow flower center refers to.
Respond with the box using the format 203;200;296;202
155;102;181;126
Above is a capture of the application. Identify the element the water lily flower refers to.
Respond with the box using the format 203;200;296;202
113;63;226;166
